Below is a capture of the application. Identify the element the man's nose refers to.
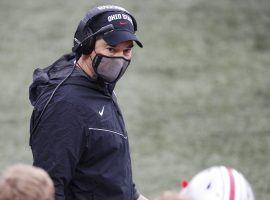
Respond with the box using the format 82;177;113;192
114;51;124;57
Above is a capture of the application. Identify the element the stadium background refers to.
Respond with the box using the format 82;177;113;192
0;0;270;199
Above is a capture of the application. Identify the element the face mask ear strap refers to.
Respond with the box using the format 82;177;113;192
91;54;103;73
89;49;97;62
89;49;100;72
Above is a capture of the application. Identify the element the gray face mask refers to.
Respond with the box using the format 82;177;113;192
92;54;131;83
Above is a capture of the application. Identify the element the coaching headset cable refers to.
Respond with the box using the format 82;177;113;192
29;64;76;145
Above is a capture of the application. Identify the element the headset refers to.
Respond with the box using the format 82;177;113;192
72;5;138;55
30;5;138;143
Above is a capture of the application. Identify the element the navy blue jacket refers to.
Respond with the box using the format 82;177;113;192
29;53;139;200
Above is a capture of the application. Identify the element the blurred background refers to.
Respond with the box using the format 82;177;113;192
0;0;270;199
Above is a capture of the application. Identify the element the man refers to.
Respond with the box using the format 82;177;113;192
29;5;148;200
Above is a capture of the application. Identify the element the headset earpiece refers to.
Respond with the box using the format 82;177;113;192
81;24;95;55
73;20;95;55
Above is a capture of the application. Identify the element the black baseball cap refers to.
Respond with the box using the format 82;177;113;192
91;11;143;48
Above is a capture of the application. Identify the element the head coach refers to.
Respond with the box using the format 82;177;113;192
29;5;148;200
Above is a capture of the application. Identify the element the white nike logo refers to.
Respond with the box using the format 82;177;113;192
99;106;105;116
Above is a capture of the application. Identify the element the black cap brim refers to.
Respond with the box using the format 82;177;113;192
102;30;143;48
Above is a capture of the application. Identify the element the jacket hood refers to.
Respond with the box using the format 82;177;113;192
29;52;116;107
29;53;81;106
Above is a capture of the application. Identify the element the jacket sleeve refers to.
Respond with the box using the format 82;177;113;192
30;101;86;200
133;182;140;200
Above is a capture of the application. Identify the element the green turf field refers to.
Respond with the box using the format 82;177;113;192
0;0;270;199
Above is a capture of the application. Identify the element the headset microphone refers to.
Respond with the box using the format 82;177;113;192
93;24;114;36
72;24;114;53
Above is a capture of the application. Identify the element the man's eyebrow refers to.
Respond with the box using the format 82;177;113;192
107;44;128;49
105;44;134;49
105;44;115;48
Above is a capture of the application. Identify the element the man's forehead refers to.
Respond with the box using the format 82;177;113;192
97;38;133;47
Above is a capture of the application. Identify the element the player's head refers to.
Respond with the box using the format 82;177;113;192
179;166;255;200
0;164;54;200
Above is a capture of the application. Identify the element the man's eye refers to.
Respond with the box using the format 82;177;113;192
124;49;132;54
107;48;116;53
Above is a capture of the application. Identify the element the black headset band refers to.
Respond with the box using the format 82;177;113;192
72;5;138;55
82;6;137;31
